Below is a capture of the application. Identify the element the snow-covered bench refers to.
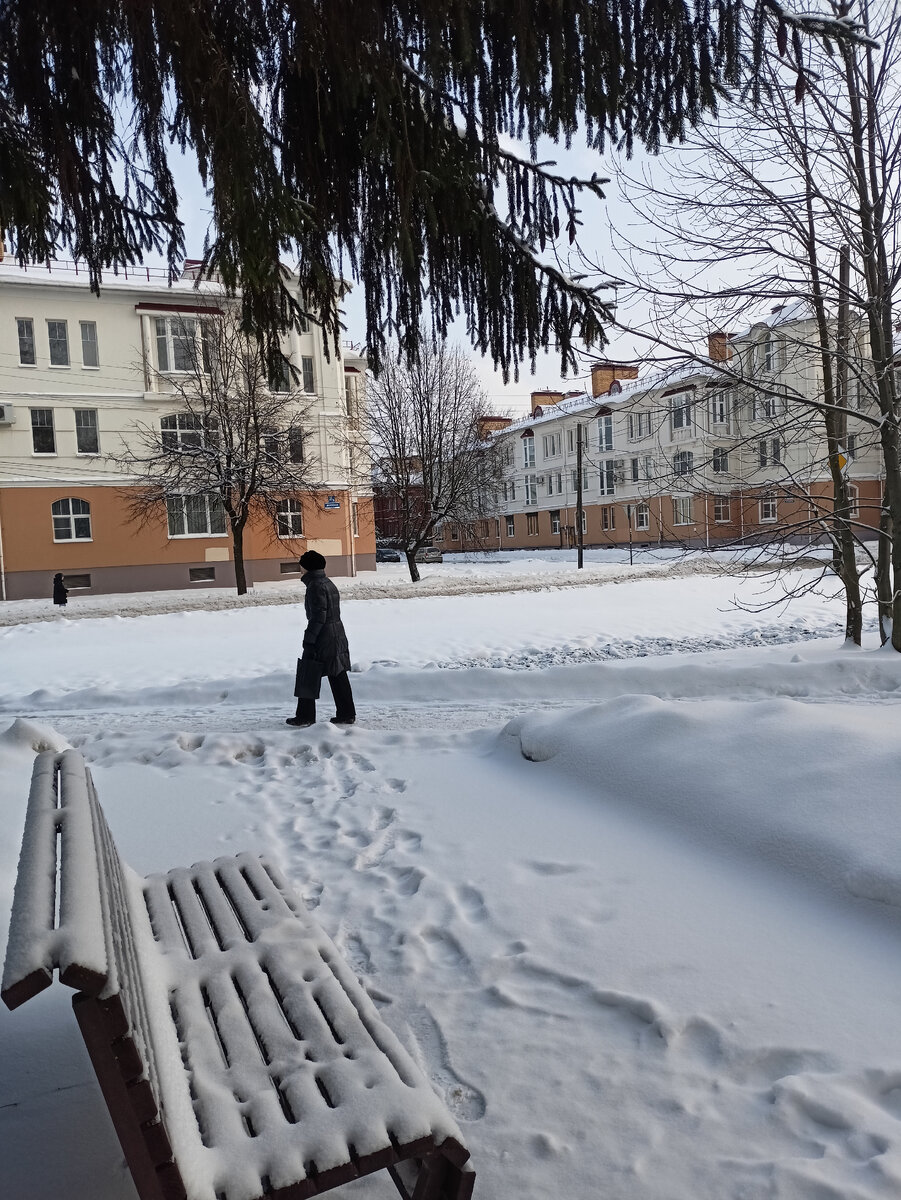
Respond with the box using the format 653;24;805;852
2;749;475;1200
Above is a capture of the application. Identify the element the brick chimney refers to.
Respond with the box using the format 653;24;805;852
708;330;733;362
530;390;565;413
476;415;512;439
590;361;639;397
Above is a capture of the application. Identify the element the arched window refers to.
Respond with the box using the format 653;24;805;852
52;498;92;541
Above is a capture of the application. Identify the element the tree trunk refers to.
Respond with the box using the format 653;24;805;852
231;521;249;595
405;550;421;583
877;491;893;644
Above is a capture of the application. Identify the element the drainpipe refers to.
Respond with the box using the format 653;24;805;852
0;495;6;600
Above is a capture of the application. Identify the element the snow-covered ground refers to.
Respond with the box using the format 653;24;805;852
3;551;901;1200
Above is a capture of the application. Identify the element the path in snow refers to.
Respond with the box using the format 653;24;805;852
38;718;901;1200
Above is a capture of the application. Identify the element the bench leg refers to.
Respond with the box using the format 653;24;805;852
73;993;185;1200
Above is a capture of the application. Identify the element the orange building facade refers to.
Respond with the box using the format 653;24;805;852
0;263;374;600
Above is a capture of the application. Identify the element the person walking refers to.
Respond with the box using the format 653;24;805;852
287;550;356;728
52;572;68;608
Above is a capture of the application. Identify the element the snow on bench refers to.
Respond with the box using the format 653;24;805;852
2;749;475;1200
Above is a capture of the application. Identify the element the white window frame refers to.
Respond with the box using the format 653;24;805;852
31;407;56;455
550;509;561;535
505;515;515;537
599;460;616;496
524;474;538;506
155;316;210;374
710;390;732;426
17;317;36;366
714;496;731;523
759;495;778;523
673;496;693;526
670;393;692;431
598;415;614;451
52;497;92;542
522;435;536;468
301;356;315;394
571;467;589;493
80;321;100;368
712;447;729;473
74;409;100;455
47;320;70;367
161;412;217;451
601;505;615;531
634;502;650;531
673;450;693;476
526;512;539;536
276;498;305;538
166;494;228;538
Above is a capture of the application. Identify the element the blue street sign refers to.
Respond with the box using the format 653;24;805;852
323;495;341;509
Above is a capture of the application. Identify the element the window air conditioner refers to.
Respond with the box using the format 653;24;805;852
536;475;545;483
0;404;15;425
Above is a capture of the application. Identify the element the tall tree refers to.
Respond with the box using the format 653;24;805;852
116;307;316;595
367;342;503;581
0;0;861;378
607;0;901;644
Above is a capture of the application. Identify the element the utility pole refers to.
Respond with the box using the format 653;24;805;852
576;427;584;569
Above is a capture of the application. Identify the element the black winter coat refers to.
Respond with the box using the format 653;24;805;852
52;576;68;606
301;570;352;676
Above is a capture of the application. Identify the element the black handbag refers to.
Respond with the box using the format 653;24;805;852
294;655;323;699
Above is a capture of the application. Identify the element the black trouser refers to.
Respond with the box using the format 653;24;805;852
295;671;356;723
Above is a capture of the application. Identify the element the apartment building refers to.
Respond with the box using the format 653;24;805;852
0;261;373;599
438;306;884;553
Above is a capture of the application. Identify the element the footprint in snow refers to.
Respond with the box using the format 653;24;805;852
404;1005;486;1122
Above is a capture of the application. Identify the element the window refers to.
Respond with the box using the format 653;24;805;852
602;506;615;531
714;496;731;523
567;426;588;452
580;509;587;534
631;457;640;482
628;412;651;441
550;509;561;535
155;317;210;373
188;566;216;583
524;475;538;506
52;497;92;541
80;321;99;368
546;472;563;496
352;502;359;537
643;455;653;480
277;498;304;538
670;393;692;429
599;460;616;496
759;494;778;523
598;415;614;451
542;432;561;458
161;413;217;450
710;390;732;426
280;561;302;574
673;496;693;526
522;433;536;467
503;480;516;503
288;429;305;463
75;409;100;455
846;434;857;461
31;408;56;454
166;494;227;537
752;394;785;420
505;515;515;537
17;318;35;365
712;447;729;473
673;450;693;476
301;356;315;394
846;484;860;517
47;320;69;366
62;573;91;589
759;438;780;468
571;467;589;492
269;359;291;392
527;513;539;536
634;503;650;531
449;525;460;540
758;334;784;373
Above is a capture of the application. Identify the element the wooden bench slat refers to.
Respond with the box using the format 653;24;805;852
4;752;476;1200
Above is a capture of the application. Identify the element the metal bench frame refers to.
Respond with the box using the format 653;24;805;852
2;750;474;1200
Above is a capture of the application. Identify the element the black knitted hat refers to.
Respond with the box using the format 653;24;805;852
299;550;326;571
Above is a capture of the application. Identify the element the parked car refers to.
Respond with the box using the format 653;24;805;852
375;547;402;562
415;547;443;563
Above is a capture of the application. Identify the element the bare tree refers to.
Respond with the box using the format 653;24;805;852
115;307;317;595
604;0;901;644
366;342;505;582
